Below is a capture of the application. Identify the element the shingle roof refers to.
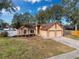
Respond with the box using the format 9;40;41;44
40;22;63;30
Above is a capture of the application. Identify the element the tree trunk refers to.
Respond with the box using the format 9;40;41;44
75;24;77;31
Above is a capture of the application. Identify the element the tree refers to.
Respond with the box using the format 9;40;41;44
22;13;36;25
2;22;9;28
12;13;36;29
0;19;9;29
61;0;79;16
12;14;22;29
61;0;79;30
0;0;16;13
0;19;4;28
49;5;64;22
70;10;79;30
36;10;49;24
36;5;64;25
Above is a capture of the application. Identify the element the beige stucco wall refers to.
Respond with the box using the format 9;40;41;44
35;24;63;38
49;24;56;30
56;31;63;37
49;24;63;31
40;24;63;38
48;31;55;38
39;30;48;38
17;27;29;36
48;24;63;37
56;24;63;30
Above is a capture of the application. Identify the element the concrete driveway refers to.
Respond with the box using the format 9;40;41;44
47;37;79;59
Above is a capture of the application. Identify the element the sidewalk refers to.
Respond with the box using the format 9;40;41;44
53;37;79;50
47;37;79;59
47;50;79;59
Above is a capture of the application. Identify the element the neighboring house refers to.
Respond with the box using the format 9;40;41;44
3;27;9;31
7;29;17;37
3;26;17;37
17;26;35;36
0;28;4;33
35;22;64;38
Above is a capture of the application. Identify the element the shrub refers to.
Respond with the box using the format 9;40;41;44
0;31;8;37
71;31;79;37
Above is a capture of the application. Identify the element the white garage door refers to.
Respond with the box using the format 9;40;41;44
56;31;62;37
48;30;63;38
48;31;55;38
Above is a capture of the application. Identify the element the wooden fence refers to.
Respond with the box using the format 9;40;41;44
71;31;79;36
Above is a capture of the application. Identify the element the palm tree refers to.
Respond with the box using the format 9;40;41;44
0;0;16;13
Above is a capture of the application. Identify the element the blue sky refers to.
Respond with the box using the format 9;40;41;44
0;0;61;24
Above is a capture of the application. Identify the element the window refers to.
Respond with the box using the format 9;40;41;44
30;30;34;33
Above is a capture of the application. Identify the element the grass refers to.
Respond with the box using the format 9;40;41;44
65;35;79;40
0;36;75;59
76;57;79;59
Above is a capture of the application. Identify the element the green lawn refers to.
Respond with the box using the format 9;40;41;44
65;35;79;40
0;37;74;59
76;57;79;59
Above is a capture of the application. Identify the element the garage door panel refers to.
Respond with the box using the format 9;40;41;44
56;31;62;37
48;31;55;38
48;30;63;38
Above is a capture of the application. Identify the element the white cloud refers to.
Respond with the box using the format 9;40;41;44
16;6;20;11
37;6;47;11
37;7;41;11
24;0;41;3
1;9;6;13
42;6;47;11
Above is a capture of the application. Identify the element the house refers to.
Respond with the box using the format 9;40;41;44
7;28;17;37
17;26;35;36
4;27;17;37
3;26;10;31
2;25;17;37
35;22;63;38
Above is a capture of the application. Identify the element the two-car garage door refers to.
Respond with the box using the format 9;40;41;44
48;30;63;38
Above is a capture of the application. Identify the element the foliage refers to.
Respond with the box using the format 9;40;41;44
61;0;79;30
36;10;49;24
0;19;4;28
70;10;79;25
49;5;64;22
0;31;8;37
12;13;36;29
0;19;9;29
0;0;16;13
11;14;21;29
61;0;79;16
36;5;64;24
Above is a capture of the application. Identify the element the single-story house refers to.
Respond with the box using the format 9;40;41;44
4;27;17;37
17;26;35;36
35;22;64;38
